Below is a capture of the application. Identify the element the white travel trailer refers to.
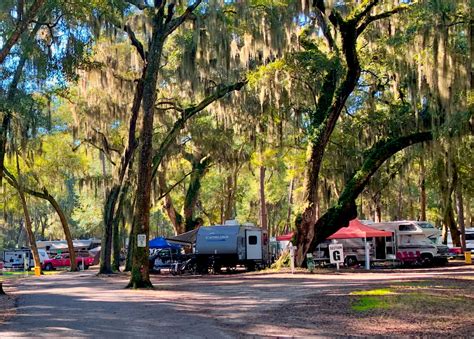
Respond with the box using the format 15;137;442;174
2;248;49;270
370;221;450;265
194;220;269;272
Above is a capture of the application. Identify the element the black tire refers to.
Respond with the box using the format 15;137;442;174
84;265;89;270
420;254;433;267
344;256;358;267
45;263;53;271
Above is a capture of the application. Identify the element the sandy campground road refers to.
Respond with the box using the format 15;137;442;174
0;264;473;337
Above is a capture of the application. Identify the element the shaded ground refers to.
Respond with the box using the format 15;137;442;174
0;264;473;337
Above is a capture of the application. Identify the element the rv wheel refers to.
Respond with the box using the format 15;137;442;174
344;256;357;267
420;254;433;267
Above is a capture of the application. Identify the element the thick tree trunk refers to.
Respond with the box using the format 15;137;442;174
259;165;268;231
101;186;119;274
46;193;77;271
456;181;466;251
128;16;166;288
419;155;427;220
100;67;144;274
284;177;295;233
438;156;461;247
224;174;234;221
158;169;184;234
18;188;41;271
183;154;211;232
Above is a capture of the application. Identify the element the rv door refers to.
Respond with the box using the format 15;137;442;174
246;230;262;260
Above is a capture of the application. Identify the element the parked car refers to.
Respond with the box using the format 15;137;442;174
42;253;94;270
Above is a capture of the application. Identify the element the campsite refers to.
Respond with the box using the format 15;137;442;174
0;0;472;337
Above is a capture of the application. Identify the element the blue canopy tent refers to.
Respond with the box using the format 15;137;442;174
149;236;181;250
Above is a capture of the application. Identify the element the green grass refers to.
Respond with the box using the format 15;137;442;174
350;289;394;311
350;284;470;313
350;288;394;296
352;296;391;311
0;270;61;281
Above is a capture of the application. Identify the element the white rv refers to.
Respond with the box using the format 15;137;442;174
2;248;49;270
370;221;449;265
194;220;269;272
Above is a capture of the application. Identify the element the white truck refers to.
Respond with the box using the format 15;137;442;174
370;221;450;265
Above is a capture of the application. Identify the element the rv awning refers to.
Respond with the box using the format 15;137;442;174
328;219;392;239
166;228;199;245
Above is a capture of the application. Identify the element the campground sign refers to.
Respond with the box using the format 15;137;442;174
329;243;344;264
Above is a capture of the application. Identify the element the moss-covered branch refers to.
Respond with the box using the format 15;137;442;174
308;131;433;252
150;79;247;180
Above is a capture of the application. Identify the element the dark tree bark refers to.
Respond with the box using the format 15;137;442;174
438;156;461;247
456;181;466;251
183;153;212;232
158;167;184;235
419;155;427;221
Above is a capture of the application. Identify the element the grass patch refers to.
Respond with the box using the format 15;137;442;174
0;271;61;281
351;288;394;296
352;296;391;311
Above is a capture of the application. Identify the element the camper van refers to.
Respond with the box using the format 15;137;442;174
2;248;49;270
194;220;268;272
370;221;449;265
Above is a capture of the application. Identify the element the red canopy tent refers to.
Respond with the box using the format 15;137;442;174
276;233;294;241
275;220;391;241
328;219;392;239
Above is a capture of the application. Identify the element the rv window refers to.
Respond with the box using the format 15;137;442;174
466;233;474;241
399;224;416;231
248;236;257;245
386;246;394;254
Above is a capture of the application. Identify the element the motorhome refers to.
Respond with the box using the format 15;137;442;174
370;221;450;265
2;248;49;270
194;220;269;272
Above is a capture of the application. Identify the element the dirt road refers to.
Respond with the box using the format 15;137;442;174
1;265;473;337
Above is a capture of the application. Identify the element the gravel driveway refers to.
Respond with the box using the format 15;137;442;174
1;264;473;337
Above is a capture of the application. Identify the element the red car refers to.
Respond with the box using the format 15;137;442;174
42;253;94;271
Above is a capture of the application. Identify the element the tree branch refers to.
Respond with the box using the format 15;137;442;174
350;0;379;24
357;5;410;36
165;0;202;37
0;0;46;65
124;24;147;61
151;79;247;180
310;131;433;248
